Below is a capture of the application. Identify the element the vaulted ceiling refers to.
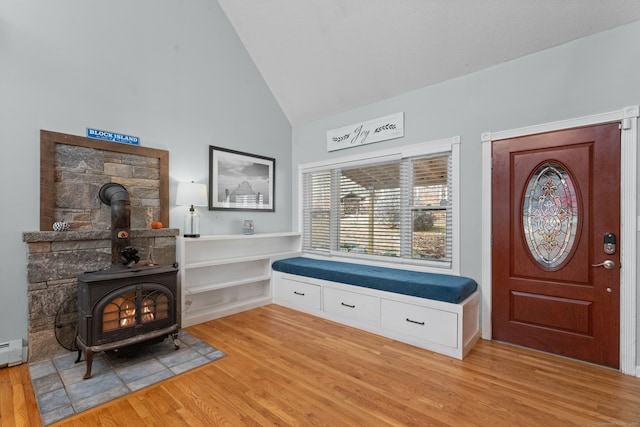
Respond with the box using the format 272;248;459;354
217;0;640;126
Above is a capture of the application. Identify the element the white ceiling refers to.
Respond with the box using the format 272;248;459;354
217;0;640;126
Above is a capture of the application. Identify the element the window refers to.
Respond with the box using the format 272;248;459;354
523;161;578;269
300;138;459;272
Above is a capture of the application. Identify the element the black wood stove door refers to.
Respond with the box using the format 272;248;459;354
96;283;175;345
77;265;178;348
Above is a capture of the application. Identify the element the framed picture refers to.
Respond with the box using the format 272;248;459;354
209;146;275;211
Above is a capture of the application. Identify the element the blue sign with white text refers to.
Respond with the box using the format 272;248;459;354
87;128;140;145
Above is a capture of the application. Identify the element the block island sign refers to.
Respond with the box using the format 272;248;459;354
87;128;140;146
326;112;404;152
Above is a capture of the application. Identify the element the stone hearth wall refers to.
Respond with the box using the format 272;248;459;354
23;229;178;361
54;143;162;231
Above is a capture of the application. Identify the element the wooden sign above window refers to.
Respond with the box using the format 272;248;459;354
326;112;404;152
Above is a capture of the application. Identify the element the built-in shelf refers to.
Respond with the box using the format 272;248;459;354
177;232;301;327
183;251;298;269
184;275;272;295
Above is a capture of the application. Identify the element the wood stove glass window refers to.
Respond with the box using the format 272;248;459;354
142;290;169;322
101;287;172;333
103;292;136;331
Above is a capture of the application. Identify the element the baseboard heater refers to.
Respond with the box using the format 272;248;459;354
0;339;23;368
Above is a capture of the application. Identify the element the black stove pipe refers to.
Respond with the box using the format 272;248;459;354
99;183;133;265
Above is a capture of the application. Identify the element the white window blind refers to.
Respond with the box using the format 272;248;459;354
302;148;453;268
408;154;452;264
302;171;331;251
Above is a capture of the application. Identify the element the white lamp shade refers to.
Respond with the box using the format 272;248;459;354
176;182;208;207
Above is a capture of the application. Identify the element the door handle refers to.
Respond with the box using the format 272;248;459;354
592;260;616;269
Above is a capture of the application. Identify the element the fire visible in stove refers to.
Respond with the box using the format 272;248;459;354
102;290;170;331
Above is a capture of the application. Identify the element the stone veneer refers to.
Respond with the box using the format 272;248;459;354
23;228;178;361
53;143;162;230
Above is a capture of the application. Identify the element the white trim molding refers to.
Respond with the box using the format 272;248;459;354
481;106;639;376
620;105;638;376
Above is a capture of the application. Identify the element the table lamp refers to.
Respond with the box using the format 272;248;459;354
176;181;208;237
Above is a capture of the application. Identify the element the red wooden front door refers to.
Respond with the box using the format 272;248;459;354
492;123;621;368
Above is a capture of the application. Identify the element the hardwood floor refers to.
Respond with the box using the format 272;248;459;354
3;304;640;426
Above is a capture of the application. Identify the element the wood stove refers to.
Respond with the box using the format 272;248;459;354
75;183;179;379
75;264;179;379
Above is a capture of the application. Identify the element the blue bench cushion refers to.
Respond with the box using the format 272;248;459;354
272;257;477;304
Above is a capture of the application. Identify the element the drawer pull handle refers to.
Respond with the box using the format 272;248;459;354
341;302;356;308
293;291;305;296
406;318;425;326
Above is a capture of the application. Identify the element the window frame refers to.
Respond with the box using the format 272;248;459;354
298;136;461;274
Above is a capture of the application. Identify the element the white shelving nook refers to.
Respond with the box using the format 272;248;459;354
177;232;301;327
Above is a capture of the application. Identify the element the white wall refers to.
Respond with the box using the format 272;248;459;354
292;21;640;358
0;1;292;346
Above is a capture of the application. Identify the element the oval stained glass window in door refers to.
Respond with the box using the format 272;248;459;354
523;162;578;269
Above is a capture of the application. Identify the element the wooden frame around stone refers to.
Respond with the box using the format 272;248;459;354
40;130;170;231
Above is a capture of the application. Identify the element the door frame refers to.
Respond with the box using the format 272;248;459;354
481;105;639;375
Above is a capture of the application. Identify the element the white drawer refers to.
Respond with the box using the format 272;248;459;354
274;277;321;310
324;286;379;326
381;299;458;348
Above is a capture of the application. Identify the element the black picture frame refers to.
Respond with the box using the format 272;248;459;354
208;146;275;212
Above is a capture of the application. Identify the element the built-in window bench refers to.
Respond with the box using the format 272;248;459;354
271;257;481;359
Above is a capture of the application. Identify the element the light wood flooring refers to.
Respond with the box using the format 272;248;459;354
2;304;640;426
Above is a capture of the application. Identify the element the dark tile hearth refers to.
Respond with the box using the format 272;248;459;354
29;330;225;426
